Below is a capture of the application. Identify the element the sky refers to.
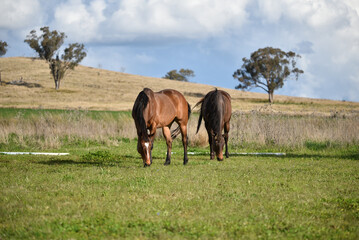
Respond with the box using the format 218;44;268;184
1;0;359;102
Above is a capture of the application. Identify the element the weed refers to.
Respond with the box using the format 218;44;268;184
81;150;115;162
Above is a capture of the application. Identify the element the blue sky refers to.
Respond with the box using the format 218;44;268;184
1;0;359;102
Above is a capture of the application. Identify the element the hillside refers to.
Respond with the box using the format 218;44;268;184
1;57;358;115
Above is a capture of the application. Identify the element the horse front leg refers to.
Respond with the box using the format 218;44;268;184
148;126;156;165
149;135;155;164
180;124;188;165
207;130;214;160
224;121;230;158
162;126;172;165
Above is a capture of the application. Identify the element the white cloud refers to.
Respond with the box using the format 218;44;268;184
1;0;359;101
108;0;249;42
52;0;106;42
0;0;44;29
242;0;359;101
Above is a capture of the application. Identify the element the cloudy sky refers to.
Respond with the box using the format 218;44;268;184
1;0;359;101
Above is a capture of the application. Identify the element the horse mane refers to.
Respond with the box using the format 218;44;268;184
132;89;150;141
196;88;223;135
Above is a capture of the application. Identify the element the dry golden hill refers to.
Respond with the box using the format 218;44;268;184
1;57;358;115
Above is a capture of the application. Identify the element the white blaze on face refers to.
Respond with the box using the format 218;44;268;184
144;142;150;159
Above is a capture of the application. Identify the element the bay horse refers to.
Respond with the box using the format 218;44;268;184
132;88;191;167
195;89;232;161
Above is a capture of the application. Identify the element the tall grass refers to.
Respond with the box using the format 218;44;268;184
0;109;135;150
229;111;359;149
189;110;359;149
0;108;358;151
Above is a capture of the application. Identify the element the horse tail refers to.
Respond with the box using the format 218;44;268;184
195;98;205;134
187;102;191;120
132;90;149;140
171;102;191;140
196;111;203;134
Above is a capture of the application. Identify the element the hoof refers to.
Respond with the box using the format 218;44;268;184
183;160;188;165
164;161;170;166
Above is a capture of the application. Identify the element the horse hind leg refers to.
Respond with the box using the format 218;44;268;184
162;126;172;165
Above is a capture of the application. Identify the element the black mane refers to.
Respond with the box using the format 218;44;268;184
197;89;223;136
132;89;149;141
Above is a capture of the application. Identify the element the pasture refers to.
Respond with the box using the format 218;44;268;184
1;57;359;239
1;108;359;239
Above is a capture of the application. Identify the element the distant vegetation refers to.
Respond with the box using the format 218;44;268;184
233;47;304;103
24;26;86;90
0;40;8;83
163;68;195;82
0;40;8;56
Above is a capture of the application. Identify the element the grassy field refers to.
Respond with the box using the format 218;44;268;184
1;141;359;239
1;108;359;239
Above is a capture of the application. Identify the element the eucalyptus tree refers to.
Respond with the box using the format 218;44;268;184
0;40;8;56
233;47;303;103
24;27;86;90
163;69;195;82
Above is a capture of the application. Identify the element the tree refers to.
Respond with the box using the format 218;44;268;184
0;40;8;84
163;68;195;82
24;27;86;90
0;40;8;56
233;47;304;103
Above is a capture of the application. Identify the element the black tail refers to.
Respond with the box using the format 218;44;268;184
196;111;203;134
132;90;149;141
194;98;204;134
171;102;191;139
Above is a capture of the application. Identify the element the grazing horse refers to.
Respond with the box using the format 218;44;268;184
132;88;191;167
195;89;232;161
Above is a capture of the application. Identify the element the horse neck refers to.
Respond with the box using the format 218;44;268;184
133;90;151;141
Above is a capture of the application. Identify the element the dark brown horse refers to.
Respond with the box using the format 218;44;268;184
132;88;191;167
195;89;232;161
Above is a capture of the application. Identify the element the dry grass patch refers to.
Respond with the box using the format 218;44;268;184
1;108;358;151
1;57;358;115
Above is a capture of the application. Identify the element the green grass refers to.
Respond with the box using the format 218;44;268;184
1;107;359;238
1;140;359;239
0;107;131;120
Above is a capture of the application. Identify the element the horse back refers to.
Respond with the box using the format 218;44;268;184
154;89;189;125
201;89;231;129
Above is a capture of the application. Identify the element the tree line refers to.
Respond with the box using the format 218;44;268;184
1;27;303;103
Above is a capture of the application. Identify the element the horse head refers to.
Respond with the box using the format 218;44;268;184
213;133;225;161
137;133;153;167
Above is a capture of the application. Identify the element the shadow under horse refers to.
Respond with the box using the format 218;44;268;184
132;88;191;167
195;89;232;161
